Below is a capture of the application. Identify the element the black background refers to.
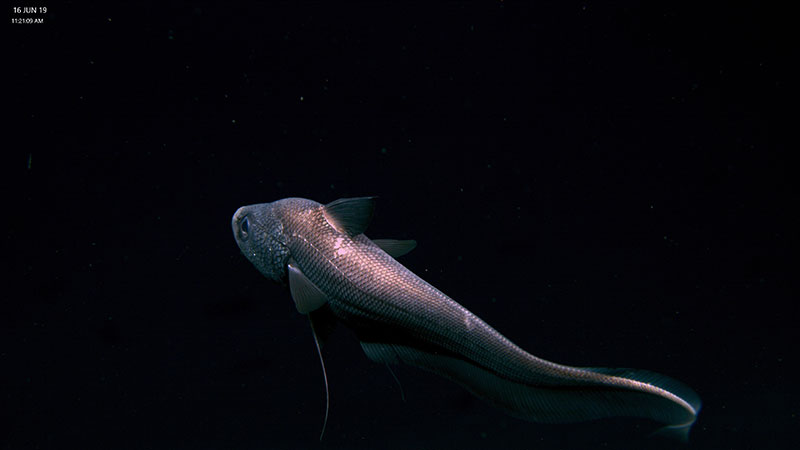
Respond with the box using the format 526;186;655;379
6;2;795;449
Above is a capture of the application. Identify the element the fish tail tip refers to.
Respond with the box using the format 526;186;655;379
649;421;696;443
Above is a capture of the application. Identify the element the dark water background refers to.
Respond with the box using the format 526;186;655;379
6;3;794;449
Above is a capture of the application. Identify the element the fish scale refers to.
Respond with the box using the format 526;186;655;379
232;196;701;440
283;202;588;385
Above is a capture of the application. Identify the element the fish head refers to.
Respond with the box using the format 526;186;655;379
231;201;290;281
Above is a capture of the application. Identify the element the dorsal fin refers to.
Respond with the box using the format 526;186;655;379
323;197;376;236
372;239;417;258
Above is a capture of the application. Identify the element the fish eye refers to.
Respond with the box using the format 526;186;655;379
240;216;250;238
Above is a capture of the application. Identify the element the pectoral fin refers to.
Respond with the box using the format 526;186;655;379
287;259;330;313
286;263;336;439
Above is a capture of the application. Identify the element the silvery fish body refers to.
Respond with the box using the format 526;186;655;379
231;197;700;439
